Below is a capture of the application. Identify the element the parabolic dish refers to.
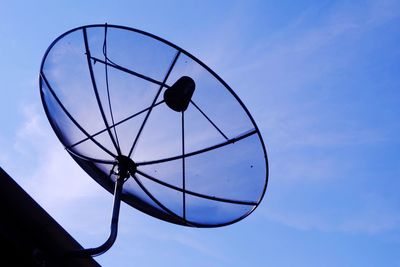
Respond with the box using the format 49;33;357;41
39;24;268;227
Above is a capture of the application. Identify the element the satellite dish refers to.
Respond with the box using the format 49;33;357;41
39;24;268;256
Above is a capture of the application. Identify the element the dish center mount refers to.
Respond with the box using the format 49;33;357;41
115;155;137;179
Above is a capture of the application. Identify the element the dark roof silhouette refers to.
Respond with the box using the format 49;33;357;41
0;167;100;267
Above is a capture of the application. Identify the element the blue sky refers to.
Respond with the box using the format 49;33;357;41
1;0;400;266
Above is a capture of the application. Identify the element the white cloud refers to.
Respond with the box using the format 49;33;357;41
0;136;11;168
25;142;102;210
239;0;400;235
264;205;400;235
338;213;400;234
3;1;399;249
7;102;106;232
156;231;228;262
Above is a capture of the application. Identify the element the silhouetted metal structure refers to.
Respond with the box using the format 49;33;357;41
39;24;269;257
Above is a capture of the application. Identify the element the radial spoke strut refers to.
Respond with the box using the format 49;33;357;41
127;50;181;158
41;72;116;158
136;129;257;166
82;28;121;156
136;169;257;206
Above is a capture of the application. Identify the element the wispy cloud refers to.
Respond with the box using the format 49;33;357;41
7;102;105;231
12;104;46;156
233;0;400;235
156;230;228;262
0;136;11;168
264;197;400;235
2;0;399;250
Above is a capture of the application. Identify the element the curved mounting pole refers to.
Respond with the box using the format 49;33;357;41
68;176;125;258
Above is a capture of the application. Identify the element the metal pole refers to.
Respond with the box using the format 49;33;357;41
68;176;125;258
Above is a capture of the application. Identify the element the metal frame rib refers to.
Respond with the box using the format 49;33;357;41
181;111;186;220
127;50;181;158
89;56;171;89
82;28;121;156
40;73;116;159
66;148;115;164
102;24;121;151
131;174;189;225
136;129;257;166
190;100;229;141
136;169;257;206
67;100;165;149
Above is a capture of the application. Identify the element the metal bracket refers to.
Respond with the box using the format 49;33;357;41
67;175;125;258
